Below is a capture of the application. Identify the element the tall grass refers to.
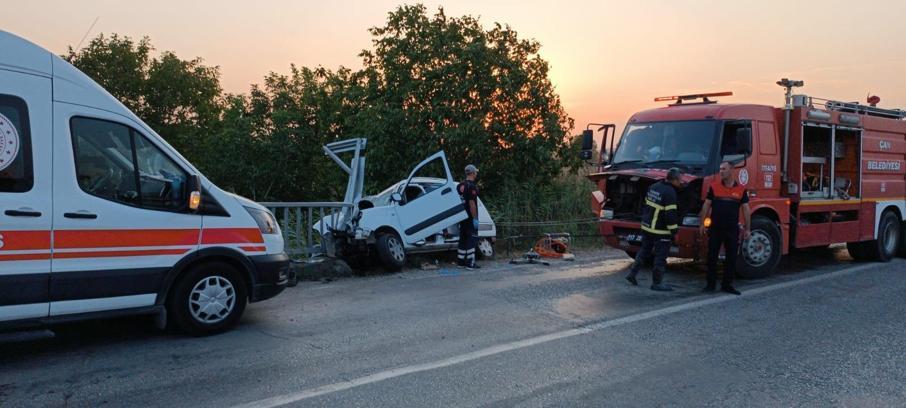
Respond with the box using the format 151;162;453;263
484;167;605;254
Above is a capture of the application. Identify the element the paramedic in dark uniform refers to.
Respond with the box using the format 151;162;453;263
457;164;481;269
625;168;683;291
699;161;751;295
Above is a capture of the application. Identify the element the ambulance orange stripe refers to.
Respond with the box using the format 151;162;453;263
54;229;200;249
201;228;264;244
0;253;52;261
0;231;52;250
53;248;189;259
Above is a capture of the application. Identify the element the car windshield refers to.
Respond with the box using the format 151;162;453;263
369;183;400;207
611;120;718;171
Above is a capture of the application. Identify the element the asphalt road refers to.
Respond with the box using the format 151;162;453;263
2;245;905;407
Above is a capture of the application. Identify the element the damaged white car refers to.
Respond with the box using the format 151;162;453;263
313;139;496;270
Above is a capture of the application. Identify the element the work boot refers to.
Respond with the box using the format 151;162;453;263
625;274;638;286
721;285;741;295
650;283;673;292
703;282;716;293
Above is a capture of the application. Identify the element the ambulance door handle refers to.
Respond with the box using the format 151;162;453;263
64;212;98;220
5;209;42;217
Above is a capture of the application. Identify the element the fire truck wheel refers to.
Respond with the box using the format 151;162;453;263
625;250;653;267
846;242;868;261
737;216;781;279
863;210;900;262
897;221;906;258
376;232;406;272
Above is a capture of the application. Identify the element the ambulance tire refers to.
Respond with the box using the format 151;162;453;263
376;232;406;272
737;216;782;279
168;262;248;336
861;210;899;262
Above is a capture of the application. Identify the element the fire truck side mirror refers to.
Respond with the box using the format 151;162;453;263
580;129;594;160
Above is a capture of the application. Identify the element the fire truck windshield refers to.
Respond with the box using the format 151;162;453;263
611;120;718;172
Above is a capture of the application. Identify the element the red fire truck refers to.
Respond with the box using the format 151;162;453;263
583;79;906;278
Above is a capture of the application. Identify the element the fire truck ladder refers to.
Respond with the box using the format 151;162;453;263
824;100;906;120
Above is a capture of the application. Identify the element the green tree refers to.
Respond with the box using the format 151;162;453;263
66;34;223;158
351;4;580;197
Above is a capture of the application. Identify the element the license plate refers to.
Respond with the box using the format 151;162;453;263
622;233;643;243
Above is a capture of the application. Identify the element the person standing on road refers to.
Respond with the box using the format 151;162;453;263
698;161;751;295
457;164;481;269
626;168;683;291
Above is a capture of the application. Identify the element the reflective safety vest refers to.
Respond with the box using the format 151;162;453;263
640;180;679;236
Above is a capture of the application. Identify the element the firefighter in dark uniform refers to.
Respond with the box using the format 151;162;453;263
626;168;683;291
457;164;481;269
698;161;751;295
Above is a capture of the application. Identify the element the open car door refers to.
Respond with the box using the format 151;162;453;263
396;151;467;243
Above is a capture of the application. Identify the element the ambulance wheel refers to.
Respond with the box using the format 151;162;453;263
477;238;495;260
625;251;653;267
737;216;781;279
862;210;899;262
376;232;406;272
168;262;247;336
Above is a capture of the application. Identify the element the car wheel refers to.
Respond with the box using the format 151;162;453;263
167;261;247;336
737;216;782;279
477;238;495;260
376;232;406;271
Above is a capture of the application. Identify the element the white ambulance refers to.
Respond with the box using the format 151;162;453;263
0;31;289;336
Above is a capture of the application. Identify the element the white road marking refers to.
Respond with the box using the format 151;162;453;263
233;261;884;408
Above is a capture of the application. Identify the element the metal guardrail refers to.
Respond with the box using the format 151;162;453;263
259;202;353;259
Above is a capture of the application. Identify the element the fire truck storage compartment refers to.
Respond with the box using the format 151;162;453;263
795;124;863;248
800;124;861;200
801;124;832;199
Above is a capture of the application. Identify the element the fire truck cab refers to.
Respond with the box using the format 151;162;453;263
586;81;906;278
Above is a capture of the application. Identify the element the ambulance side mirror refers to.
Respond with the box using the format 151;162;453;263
187;175;202;211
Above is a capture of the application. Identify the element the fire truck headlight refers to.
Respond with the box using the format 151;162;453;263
600;209;614;220
682;216;701;226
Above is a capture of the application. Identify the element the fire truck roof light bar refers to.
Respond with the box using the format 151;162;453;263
654;91;733;104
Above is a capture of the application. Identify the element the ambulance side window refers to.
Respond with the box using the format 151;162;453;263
133;134;188;211
0;95;33;193
71;118;139;206
71;117;189;212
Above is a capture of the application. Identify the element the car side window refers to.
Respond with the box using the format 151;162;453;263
71;117;188;212
0;95;33;193
403;157;447;204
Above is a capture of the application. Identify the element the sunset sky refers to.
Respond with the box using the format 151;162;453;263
6;0;906;137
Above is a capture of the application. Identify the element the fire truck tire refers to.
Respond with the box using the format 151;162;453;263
625;250;653;267
737;216;781;279
376;232;406;272
897;221;906;258
862;210;899;262
846;242;868;261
